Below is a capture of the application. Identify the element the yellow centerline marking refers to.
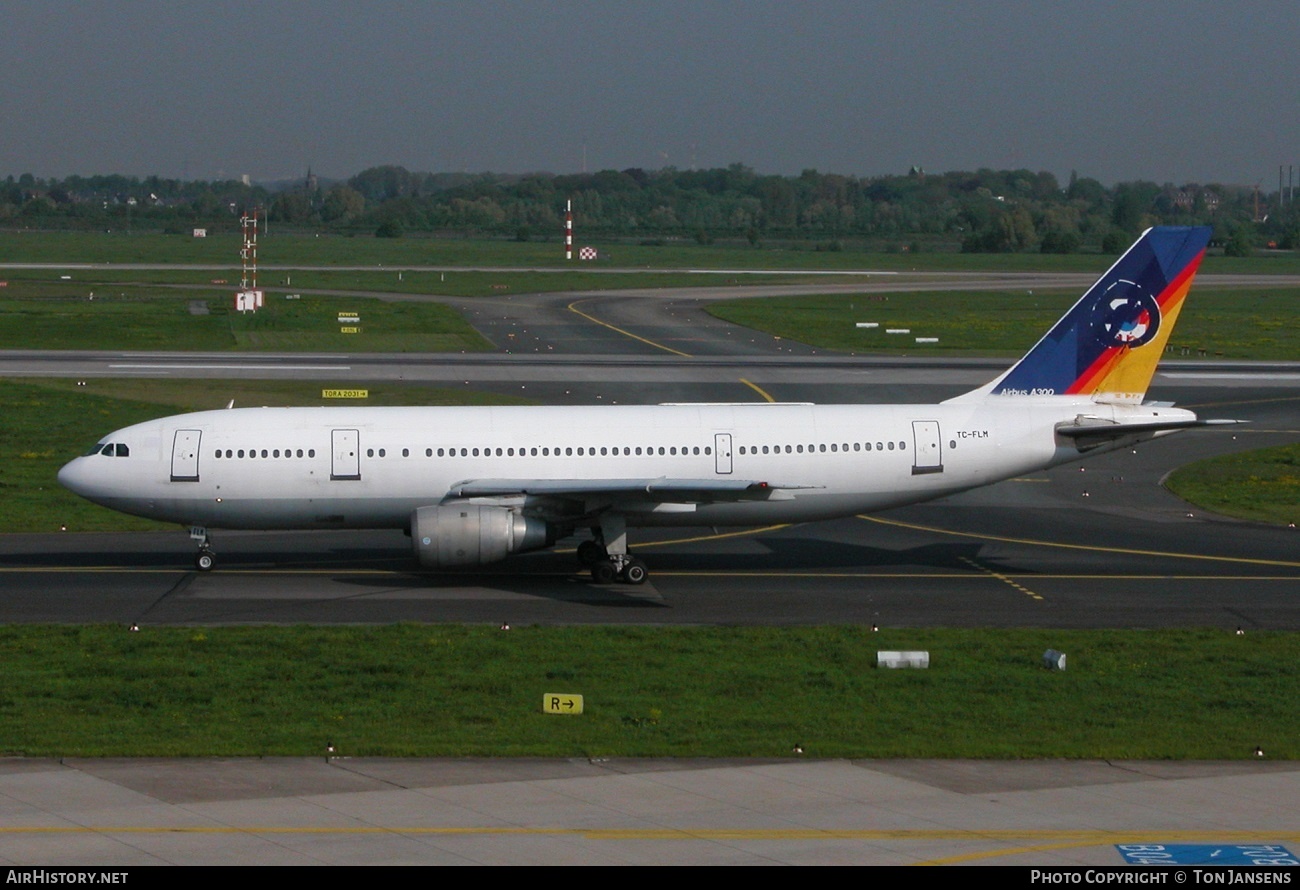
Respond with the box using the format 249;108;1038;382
5;568;1300;582
566;299;692;357
738;378;776;402
958;555;1043;600
860;515;1300;569
9;520;1293;579
555;524;791;554
641;524;791;547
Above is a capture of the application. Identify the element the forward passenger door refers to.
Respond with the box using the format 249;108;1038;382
170;429;202;482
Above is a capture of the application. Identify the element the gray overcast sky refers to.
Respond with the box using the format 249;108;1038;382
3;0;1297;186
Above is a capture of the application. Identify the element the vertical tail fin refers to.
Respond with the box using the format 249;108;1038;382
953;226;1212;405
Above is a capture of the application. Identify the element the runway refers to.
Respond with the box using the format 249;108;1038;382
2;369;1295;628
3;273;1297;626
2;270;1298;865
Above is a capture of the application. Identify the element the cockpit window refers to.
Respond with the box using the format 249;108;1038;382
99;444;114;456
114;443;129;457
86;443;109;456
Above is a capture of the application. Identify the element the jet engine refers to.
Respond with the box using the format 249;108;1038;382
411;504;553;568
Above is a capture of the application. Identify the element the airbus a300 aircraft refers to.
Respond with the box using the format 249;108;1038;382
60;226;1228;584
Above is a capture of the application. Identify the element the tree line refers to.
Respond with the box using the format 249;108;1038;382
2;164;1291;254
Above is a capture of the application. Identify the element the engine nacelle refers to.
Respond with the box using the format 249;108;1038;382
411;504;553;568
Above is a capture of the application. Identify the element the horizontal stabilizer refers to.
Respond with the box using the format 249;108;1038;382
1055;417;1247;444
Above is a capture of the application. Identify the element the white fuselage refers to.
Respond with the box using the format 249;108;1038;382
56;398;1153;533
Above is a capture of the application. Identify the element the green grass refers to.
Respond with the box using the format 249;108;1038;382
707;287;1300;360
0;378;533;533
709;289;1068;355
6;231;1300;356
0;286;490;351
0;265;847;317
6;228;1300;273
1166;443;1300;525
8;274;1298;358
233;268;817;298
0;625;1293;758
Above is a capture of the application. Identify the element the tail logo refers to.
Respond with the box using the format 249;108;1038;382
1094;280;1160;348
973;226;1211;404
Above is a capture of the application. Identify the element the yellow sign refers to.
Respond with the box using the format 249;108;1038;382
340;326;360;334
322;389;369;399
543;693;584;715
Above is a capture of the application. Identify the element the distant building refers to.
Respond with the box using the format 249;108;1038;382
1169;187;1222;212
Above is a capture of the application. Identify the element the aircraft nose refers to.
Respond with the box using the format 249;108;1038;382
57;457;94;498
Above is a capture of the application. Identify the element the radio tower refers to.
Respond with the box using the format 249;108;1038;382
236;209;263;312
240;209;258;290
564;200;573;260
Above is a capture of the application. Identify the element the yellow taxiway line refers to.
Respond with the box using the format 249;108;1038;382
860;515;1300;569
566;299;691;357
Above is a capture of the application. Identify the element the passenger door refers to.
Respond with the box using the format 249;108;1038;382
170;429;202;482
331;429;361;480
911;420;943;475
714;432;733;474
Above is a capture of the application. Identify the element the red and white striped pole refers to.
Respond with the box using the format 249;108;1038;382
564;199;573;260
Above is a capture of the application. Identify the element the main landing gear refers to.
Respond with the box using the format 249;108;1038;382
190;526;216;572
579;515;648;585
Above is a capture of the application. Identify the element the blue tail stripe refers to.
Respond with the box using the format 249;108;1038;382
990;227;1211;396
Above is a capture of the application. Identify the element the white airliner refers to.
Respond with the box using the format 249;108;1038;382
60;227;1229;584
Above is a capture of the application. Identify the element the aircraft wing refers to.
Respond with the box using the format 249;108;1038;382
446;478;820;500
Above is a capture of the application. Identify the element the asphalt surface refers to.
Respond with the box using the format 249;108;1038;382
4;395;1298;629
3;758;1299;866
1;269;1298;865
2;365;1295;629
